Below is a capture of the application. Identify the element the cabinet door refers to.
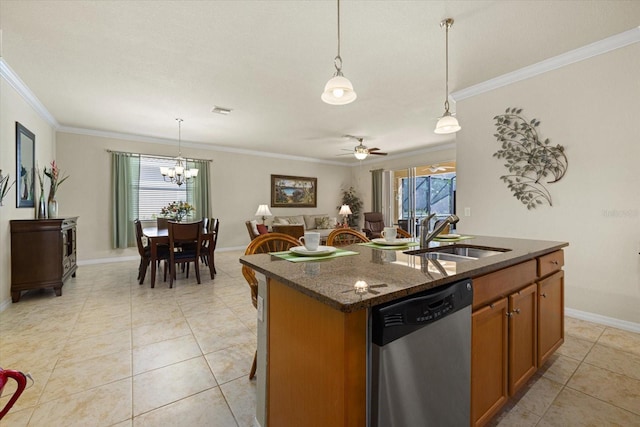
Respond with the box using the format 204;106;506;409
471;298;508;427
508;283;537;395
538;270;564;366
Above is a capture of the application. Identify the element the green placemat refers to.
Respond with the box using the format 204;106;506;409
271;248;359;262
432;235;474;242
359;241;420;250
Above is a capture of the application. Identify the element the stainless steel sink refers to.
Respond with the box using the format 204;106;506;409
404;245;510;262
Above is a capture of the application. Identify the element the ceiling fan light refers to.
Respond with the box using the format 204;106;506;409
434;112;461;134
354;151;368;160
321;75;357;105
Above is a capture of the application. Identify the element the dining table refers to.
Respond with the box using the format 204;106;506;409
143;225;216;288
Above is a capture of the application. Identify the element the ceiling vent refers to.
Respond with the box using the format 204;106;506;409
211;106;232;115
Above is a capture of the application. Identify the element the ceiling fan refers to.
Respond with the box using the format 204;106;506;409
340;135;388;160
428;164;455;172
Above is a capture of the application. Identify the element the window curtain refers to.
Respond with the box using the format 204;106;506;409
371;168;383;213
187;159;210;219
111;153;140;249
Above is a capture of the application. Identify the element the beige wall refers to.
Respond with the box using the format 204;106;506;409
55;132;352;261
456;43;640;324
0;78;56;308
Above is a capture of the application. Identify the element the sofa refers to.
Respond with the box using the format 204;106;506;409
272;214;338;241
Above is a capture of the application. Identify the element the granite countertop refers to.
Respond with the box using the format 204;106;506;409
239;235;568;313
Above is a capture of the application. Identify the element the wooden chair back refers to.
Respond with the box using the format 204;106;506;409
396;228;412;238
168;220;203;287
242;233;300;307
134;219;147;257
326;228;370;247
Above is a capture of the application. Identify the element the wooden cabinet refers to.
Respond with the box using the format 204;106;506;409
508;283;537;395
538;270;564;366
471;298;508;427
471;252;564;427
10;217;78;303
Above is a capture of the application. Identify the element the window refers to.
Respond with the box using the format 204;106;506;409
400;172;456;219
137;156;187;220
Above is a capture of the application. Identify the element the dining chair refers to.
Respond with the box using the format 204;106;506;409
242;232;300;379
200;218;219;272
135;219;170;285
326;228;370;247
168;220;203;288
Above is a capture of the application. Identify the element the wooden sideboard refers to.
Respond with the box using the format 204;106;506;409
10;217;78;303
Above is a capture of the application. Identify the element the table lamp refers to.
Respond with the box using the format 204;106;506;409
339;204;352;227
255;204;272;224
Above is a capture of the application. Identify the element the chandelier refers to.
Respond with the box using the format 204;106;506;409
160;118;198;186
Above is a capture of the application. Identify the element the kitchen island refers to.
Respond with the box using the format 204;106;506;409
239;235;568;427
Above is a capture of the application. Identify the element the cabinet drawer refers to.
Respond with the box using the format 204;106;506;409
537;250;564;278
473;260;537;310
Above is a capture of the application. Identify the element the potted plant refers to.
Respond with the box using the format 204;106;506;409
338;186;363;228
0;170;15;206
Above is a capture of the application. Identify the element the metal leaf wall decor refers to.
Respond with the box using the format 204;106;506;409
493;107;568;209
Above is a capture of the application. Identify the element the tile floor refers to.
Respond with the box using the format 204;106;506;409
1;250;639;426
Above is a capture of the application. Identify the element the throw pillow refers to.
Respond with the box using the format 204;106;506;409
328;217;338;228
250;220;259;235
276;217;289;225
315;216;330;229
257;224;269;234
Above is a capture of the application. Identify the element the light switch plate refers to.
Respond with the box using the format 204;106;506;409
464;207;471;217
257;295;264;322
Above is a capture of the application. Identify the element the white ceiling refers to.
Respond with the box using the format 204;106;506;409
1;1;638;163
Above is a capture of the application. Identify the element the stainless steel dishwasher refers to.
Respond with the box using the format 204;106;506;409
370;278;473;427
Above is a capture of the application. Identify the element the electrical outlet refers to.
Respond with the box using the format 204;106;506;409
257;295;264;322
464;207;471;217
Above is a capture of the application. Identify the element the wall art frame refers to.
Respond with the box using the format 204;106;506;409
271;174;317;208
16;122;35;208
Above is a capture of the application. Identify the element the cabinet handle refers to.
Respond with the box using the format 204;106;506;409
551;260;559;265
506;312;513;317
513;308;521;315
541;293;547;298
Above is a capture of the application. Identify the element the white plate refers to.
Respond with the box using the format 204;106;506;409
437;234;461;239
372;238;413;246
290;246;337;257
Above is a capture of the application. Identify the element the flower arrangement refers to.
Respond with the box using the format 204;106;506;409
44;160;69;200
160;201;194;222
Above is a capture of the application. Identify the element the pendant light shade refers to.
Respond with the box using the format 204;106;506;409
434;18;461;134
321;0;357;105
435;110;461;134
322;74;357;105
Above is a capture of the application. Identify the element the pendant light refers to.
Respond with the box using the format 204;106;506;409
321;0;357;105
160;118;198;186
434;18;461;134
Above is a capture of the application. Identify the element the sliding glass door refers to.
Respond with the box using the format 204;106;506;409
391;165;456;238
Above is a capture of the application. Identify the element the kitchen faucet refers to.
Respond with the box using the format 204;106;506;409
419;213;436;247
421;214;460;248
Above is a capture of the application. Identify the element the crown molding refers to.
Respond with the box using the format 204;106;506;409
451;26;640;102
58;126;348;167
0;58;59;127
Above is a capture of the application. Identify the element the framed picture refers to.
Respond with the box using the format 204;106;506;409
271;174;317;208
16;122;35;208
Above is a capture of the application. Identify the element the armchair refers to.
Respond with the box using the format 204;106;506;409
363;212;385;239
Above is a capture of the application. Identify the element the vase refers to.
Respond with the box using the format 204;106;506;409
48;197;58;218
37;194;47;219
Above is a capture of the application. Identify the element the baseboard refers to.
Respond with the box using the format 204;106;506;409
565;308;640;334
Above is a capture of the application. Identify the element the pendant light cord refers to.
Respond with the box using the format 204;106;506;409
441;18;453;113
334;0;343;74
176;118;183;157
